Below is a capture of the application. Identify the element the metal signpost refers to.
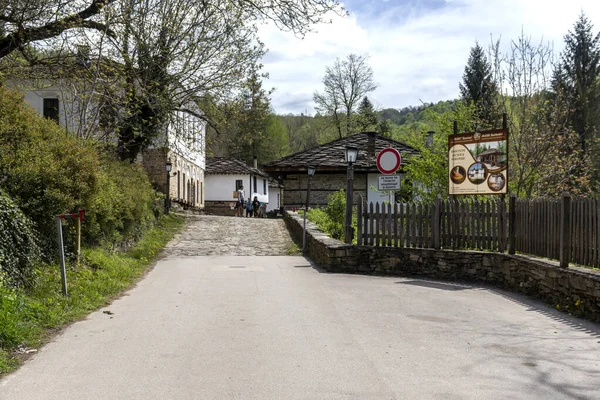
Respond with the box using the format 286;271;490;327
376;147;401;204
55;209;84;296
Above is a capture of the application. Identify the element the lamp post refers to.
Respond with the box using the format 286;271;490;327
303;166;316;253
165;162;172;214
344;146;358;244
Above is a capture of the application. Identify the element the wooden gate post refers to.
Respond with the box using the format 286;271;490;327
433;195;441;249
498;195;506;253
357;201;363;246
508;194;516;255
560;192;572;268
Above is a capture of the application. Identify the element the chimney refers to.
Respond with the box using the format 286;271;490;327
367;131;377;158
253;156;258;169
426;131;435;148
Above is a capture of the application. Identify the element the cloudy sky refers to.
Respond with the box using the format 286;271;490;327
258;0;600;115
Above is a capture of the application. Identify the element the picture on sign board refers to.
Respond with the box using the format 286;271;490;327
448;128;508;195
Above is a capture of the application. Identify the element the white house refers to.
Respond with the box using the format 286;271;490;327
7;77;206;209
205;157;270;215
268;178;284;214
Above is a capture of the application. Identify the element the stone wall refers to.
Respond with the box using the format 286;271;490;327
283;173;367;208
284;211;600;322
205;200;237;216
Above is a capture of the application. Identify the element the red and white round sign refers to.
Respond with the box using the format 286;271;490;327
376;148;401;175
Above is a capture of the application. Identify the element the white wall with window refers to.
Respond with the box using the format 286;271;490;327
205;174;269;204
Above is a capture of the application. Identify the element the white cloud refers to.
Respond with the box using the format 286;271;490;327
259;0;600;114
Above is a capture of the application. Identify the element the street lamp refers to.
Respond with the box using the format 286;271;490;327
165;162;172;214
344;146;358;244
303;166;316;253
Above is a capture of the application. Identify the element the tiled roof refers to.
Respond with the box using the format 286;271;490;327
206;157;269;178
478;148;504;157
262;132;419;173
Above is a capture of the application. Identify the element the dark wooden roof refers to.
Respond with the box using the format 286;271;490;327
262;132;419;173
478;148;505;157
206;157;269;178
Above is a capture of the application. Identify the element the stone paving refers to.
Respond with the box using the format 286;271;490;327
162;214;295;257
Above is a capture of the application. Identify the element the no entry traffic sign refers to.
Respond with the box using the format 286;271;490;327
376;147;401;175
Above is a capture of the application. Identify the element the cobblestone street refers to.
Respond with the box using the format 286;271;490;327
163;214;295;257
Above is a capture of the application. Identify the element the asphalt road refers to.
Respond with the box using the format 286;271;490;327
2;216;600;399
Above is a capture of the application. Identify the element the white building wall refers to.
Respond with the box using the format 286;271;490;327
206;174;270;204
11;81;87;135
267;188;283;212
205;174;249;202
367;173;395;206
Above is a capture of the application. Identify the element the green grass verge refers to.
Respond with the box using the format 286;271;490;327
0;214;185;375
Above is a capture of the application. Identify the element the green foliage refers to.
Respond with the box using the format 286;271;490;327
0;214;184;375
0;86;100;254
355;96;379;132
0;86;160;255
0;191;40;288
84;157;156;248
397;102;480;202
306;189;356;241
459;41;498;127
206;68;292;164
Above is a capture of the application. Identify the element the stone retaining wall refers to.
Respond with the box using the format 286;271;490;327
205;200;236;216
284;211;600;321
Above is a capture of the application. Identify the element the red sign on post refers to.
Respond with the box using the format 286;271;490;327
376;148;401;175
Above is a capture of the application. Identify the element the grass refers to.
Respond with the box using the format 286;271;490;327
0;214;185;375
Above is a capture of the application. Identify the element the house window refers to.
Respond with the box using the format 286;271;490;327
177;172;181;199
235;180;243;190
263;179;266;195
253;176;257;194
200;182;203;204
43;98;59;123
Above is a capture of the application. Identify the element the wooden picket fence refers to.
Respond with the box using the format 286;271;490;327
357;198;507;251
514;197;600;268
356;194;600;269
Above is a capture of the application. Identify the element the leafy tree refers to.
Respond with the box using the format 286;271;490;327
0;0;115;61
399;102;480;202
2;1;343;161
459;41;498;127
355;96;378;131
313;53;378;138
491;32;590;197
554;12;600;152
207;68;291;164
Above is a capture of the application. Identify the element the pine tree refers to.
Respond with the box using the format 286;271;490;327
355;96;379;131
555;12;600;151
459;42;497;127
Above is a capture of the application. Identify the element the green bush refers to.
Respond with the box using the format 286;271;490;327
0;86;160;255
0;87;100;255
306;189;348;240
84;157;155;248
0;191;40;288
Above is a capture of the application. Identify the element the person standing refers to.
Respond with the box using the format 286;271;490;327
236;185;245;217
252;196;260;218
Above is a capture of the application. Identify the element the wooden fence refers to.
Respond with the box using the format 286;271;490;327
356;194;600;269
357;198;507;251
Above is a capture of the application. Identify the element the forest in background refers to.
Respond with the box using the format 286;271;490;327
209;12;600;201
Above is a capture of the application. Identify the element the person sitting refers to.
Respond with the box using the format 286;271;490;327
257;203;267;218
252;196;260;217
246;197;253;217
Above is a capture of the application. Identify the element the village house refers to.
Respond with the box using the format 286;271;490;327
7;75;206;209
262;132;419;209
477;148;506;168
204;157;271;216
